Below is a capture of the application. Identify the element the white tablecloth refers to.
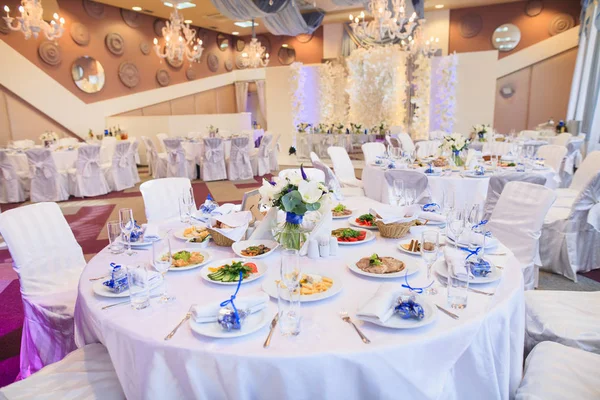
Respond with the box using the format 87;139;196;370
74;196;524;400
7;149;79;173
362;165;559;207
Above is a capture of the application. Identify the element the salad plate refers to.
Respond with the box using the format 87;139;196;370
168;249;212;271
262;271;343;303
347;255;422;279
349;213;378;230
433;257;502;284
331;228;376;245
173;225;208;241
189;303;275;338
357;296;437;329
199;258;267;285
331;203;355;219
232;240;279;259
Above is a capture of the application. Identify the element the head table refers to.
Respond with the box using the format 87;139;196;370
75;196;524;400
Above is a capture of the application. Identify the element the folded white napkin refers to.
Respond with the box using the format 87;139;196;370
209;211;252;242
191;293;269;323
249;208;277;241
369;204;421;224
443;246;465;275
419;211;446;223
356;284;405;323
447;230;495;247
193;203;237;222
143;223;160;241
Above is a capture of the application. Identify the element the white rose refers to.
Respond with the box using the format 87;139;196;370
259;179;279;205
286;173;303;186
298;180;322;204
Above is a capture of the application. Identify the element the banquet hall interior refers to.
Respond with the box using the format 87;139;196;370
0;0;599;398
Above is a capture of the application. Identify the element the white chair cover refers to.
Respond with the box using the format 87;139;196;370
0;344;126;400
553;132;572;147
383;170;430;204
482;173;547;221
68;145;110;198
12;139;35;149
562;139;585;187
384;135;395;148
361;142;386;164
128;139;141;183
415;140;441;158
104;142;134;191
164;138;195;180
482;141;514;157
58;137;79;147
201;138;227;181
269;133;280;172
516;341;600;400
487;182;556;290
0;151;26;203
396;133;415;153
140;136;154;175
140;177;192;223
327;146;362;187
228;136;253;181
540;172;600;281
524;290;600;355
309;151;320;164
568;151;600;193
0;202;85;378
537;145;567;174
311;158;364;199
279;168;326;183
25;148;69;203
429;130;445;140
251;133;272;177
100;137;117;164
520;130;539;140
156;133;169;153
142;137;167;179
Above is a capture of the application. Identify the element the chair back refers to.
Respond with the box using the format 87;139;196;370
383;170;429;203
415;140;441;158
156;133;169;153
163;138;188;178
483;173;547;220
537;145;567;173
75;145;102;177
140;177;192;223
327;146;357;184
279;168;326;183
0;151;24;203
553;132;572;147
109;142;134;191
312;158;344;200
0;202;85;297
397;133;415;153
257;134;272;157
568;172;600;232
0;151;17;181
203;138;224;162
570;151;600;192
128;139;139;164
25;148;60;202
309;151;321;164
229;136;252;181
361;142;386;164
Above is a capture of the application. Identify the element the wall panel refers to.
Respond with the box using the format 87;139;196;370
195;91;218;115
494;67;531;133
170;95;196;116
142;101;172;116
215;85;236;114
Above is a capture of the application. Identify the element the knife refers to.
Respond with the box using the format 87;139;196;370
263;313;279;348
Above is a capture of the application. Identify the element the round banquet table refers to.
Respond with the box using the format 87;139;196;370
361;164;560;207
74;196;525;400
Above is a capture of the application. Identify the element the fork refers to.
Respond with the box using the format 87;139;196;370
164;306;194;341
340;311;370;344
89;274;110;282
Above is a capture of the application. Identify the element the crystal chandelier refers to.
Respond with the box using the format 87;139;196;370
240;19;269;68
153;9;203;64
349;0;420;44
3;0;65;41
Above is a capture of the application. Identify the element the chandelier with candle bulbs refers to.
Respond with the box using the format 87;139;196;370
3;0;65;41
349;0;420;45
153;9;203;64
240;19;269;68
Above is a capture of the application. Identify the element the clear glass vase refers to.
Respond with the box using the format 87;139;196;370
275;213;308;251
452;150;465;167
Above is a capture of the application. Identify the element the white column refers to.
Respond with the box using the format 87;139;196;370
575;3;599;122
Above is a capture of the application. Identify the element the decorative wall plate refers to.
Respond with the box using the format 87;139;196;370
154;19;166;37
235;38;245;52
207;53;219;72
140;41;150;55
38;41;62;66
0;17;10;34
459;13;483;38
83;0;105;20
166;56;183;69
70;22;90;46
549;13;575;36
186;68;196;80
296;33;313;43
119;62;140;88
525;0;543;17
105;32;125;56
156;69;170;87
121;9;142;28
224;59;233;72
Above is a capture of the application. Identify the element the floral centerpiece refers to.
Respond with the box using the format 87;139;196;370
371;122;388;137
259;165;331;250
314;123;329;134
331;123;345;135
472;124;491;142
296;123;312;134
349;122;364;135
440;133;470;166
40;131;59;147
207;125;219;137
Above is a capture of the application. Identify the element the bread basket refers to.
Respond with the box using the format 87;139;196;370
375;220;415;239
207;228;236;247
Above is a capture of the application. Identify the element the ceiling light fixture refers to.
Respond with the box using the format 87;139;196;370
184;19;192;23
240;18;269;68
132;6;142;11
434;4;444;9
234;20;258;28
3;1;65;41
163;0;196;9
281;44;288;47
349;0;420;45
153;9;203;64
232;31;239;35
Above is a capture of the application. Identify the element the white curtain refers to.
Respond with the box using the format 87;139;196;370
235;81;249;113
255;80;267;122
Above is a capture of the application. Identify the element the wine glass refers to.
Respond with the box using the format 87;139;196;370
421;230;440;295
392;179;405;206
119;208;136;256
467;204;482;232
279;249;301;336
179;188;195;224
152;238;175;304
404;188;417;206
447;208;466;248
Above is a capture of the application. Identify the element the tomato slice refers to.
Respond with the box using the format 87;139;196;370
244;262;258;274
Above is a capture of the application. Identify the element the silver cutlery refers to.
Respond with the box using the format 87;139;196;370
101;294;161;310
263;313;279;348
435;304;460;320
164;306;194;341
89;274;109;282
340;311;371;344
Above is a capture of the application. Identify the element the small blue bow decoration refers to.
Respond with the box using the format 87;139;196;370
394;295;425;320
425;163;434;174
218;270;247;331
422;203;441;213
402;269;433;294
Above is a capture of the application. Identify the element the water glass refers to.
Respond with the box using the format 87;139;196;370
447;208;466;247
152;238;175;304
126;264;150;310
421;230;439;295
107;220;124;254
490;155;498;172
447;260;469;309
404;188;417;206
467;204;482;231
179;188;195;224
279;249;301;336
119;208;136;256
392;179;405;206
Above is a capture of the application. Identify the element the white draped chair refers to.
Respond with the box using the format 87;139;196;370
553;132;572;147
383;170;430;204
554;151;600;208
128;139;141;183
269;133;280;172
279;168;326;182
487;181;556;290
156;133;169;153
562;139;585;188
25;148;69;203
540;172;600;281
361;142;386;164
537;144;567;174
140;136;154;175
140;177;192;223
103;142;135;192
0;151;27;203
429;130;445;140
164;138;195;180
12;139;35;149
516;341;600;400
99;137;117;165
201;137;226;181
58;137;79;147
250;133;272;177
327;146;362;188
0;202;85;378
68;145;110;198
482;141;514;157
520;130;539;140
384;135;396;149
0;344;126;400
311;158;364;199
227;136;253;181
415;140;441;158
396;133;416;153
309;151;320;164
482;173;547;221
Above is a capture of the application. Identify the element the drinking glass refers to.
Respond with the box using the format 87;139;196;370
441;190;454;216
447;260;469;309
404;188;417;205
126;264;150;310
421;230;440;295
279;249;301;336
490;155;498;173
152;238;175;304
447;208;466;247
526;145;535;159
107;220;124;254
179;188;195;224
467;204;482;231
119;208;136;256
392;179;405;206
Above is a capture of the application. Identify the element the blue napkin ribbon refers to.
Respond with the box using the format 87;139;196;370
219;270;244;327
402;269;433;294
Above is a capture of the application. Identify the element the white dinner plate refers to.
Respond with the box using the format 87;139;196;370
189;304;275;338
261;272;343;303
92;279;162;298
433;257;502;284
357;296;437;329
169;249;212;271
397;241;421;256
173;225;207;241
445;234;498;249
349;214;379;230
347;256;422;279
199;258;267;285
231;240;279;259
460;171;490;179
333;229;376;245
127;235;163;248
331;205;355;219
533;165;550;171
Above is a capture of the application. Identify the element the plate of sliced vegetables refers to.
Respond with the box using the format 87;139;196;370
199;258;267;285
331;228;375;245
350;213;378;229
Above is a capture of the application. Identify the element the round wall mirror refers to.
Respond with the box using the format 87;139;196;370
216;33;229;51
71;56;105;93
277;45;296;65
492;23;521;51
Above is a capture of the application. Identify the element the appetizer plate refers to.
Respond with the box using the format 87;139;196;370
357;297;437;329
347;256;422;279
199;258;267;285
189;304;275;339
173;225;207;241
349;215;379;230
92;279;162;298
433;257;502;284
334;229;376;245
397;241;421;256
261;272;343;303
332;206;356;219
169;249;212;271
231;240;279;259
